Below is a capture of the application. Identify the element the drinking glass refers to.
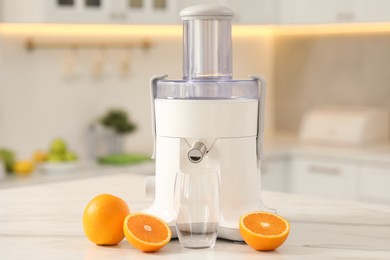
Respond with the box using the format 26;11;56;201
174;169;220;249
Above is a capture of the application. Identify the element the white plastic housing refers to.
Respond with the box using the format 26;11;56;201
143;99;266;241
155;99;258;138
144;4;269;241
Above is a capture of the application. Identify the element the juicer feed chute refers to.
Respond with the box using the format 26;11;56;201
143;4;270;241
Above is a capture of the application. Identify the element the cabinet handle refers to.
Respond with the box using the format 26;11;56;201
336;12;355;22
110;12;118;19
308;165;341;175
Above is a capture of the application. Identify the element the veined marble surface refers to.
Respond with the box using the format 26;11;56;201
1;173;390;259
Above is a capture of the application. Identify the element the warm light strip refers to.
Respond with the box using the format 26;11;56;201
274;23;390;35
0;24;182;37
0;23;272;37
2;23;390;37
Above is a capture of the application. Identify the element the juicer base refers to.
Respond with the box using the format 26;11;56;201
217;226;243;241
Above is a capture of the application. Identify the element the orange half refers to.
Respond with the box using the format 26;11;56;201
239;211;290;251
123;213;172;252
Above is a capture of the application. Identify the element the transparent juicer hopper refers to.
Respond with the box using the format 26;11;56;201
147;5;269;241
155;5;260;99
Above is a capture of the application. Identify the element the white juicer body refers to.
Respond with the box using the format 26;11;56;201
142;4;270;241
143;76;268;241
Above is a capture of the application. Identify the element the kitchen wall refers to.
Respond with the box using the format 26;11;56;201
274;32;390;133
0;33;274;159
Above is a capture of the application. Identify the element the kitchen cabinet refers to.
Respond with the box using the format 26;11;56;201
46;0;110;23
47;0;179;24
359;163;390;204
0;0;46;23
261;155;289;192
278;0;390;24
219;0;278;24
279;0;353;24
2;0;390;25
289;156;358;200
0;0;277;25
0;0;179;24
353;0;390;23
287;153;390;205
150;0;278;24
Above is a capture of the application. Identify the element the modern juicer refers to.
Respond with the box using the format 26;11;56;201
143;4;269;241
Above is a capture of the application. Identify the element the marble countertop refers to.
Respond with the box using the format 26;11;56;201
1;172;390;259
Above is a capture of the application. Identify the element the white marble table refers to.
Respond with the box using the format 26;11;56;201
1;173;390;259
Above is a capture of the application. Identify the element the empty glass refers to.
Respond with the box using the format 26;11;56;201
174;169;220;249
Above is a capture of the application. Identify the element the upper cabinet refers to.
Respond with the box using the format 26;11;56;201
219;0;278;24
47;0;179;24
1;0;47;23
176;0;278;24
1;0;390;25
279;0;353;24
279;0;390;24
0;0;180;24
353;0;390;23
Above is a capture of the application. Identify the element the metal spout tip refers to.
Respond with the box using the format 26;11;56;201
187;142;208;163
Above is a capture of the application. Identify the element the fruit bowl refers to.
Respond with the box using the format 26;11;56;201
40;162;80;173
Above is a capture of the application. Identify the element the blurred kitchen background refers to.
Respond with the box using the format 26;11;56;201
1;0;390;205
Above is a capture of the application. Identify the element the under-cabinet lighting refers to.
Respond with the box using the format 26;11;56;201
274;23;390;35
0;24;182;37
0;24;272;37
1;23;390;37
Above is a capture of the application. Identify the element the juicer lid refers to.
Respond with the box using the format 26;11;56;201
180;4;234;20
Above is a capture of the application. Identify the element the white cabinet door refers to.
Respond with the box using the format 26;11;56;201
290;157;358;200
46;0;179;24
109;0;179;24
261;155;289;192
359;163;390;204
178;0;277;24
353;0;390;23
47;0;111;23
279;0;390;25
279;0;354;24
178;0;221;10
221;0;278;24
1;0;46;23
122;0;181;24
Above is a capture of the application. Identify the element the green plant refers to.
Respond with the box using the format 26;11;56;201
100;109;137;135
0;148;15;173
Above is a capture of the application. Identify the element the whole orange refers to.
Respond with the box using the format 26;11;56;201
83;194;130;245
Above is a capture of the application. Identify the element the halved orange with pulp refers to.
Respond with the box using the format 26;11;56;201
239;211;290;251
123;213;172;252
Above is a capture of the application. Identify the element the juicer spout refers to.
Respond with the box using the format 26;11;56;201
187;141;208;163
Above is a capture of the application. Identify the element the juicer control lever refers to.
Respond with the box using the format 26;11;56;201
187;142;207;163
